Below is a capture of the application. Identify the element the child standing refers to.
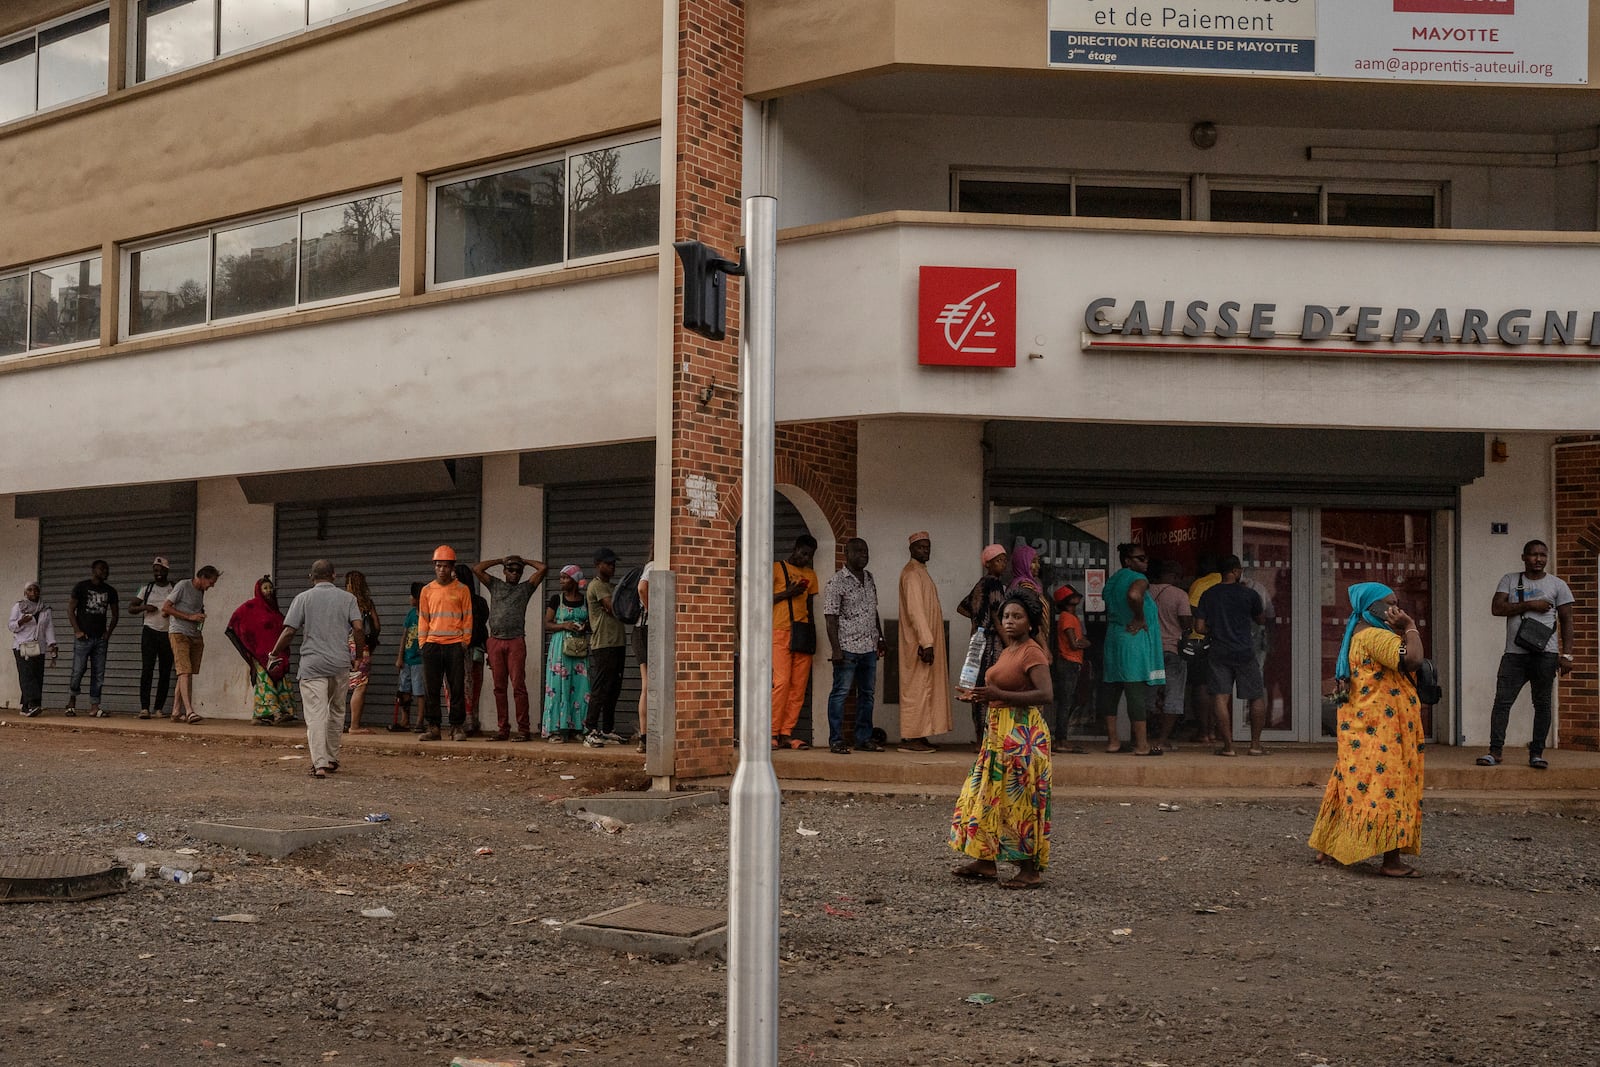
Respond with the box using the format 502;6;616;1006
389;582;424;732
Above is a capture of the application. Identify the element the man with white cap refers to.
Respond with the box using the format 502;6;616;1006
897;531;951;753
128;556;177;720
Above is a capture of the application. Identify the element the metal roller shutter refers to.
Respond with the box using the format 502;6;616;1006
38;512;195;713
274;495;480;719
543;480;653;734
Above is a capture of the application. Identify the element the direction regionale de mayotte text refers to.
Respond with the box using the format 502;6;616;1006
1085;298;1600;347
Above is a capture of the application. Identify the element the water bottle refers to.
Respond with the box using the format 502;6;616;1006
957;628;986;696
157;866;192;885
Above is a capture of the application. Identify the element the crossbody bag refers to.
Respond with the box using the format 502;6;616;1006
1512;576;1556;654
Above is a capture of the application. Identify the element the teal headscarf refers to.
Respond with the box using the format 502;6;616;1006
1335;582;1395;681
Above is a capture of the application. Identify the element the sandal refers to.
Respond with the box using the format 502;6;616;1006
386;722;410;733
184;712;204;724
1529;756;1549;770
309;767;327;779
951;863;997;882
785;737;811;750
1475;753;1501;766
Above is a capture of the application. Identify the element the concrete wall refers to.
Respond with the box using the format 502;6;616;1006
189;477;275;719
1458;433;1558;748
478;453;548;706
855;418;985;743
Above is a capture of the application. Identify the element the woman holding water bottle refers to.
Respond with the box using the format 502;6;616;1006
949;592;1054;890
956;544;1010;752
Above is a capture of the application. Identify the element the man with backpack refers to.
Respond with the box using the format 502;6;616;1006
470;554;548;742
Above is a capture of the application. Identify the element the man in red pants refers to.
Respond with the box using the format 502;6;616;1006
471;554;548;741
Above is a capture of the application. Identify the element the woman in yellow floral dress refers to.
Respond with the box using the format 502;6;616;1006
949;593;1054;890
1308;581;1426;878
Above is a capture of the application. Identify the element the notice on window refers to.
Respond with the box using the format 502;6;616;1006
1048;0;1318;75
1318;0;1587;85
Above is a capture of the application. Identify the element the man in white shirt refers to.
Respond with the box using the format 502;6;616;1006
128;556;177;720
1481;539;1574;770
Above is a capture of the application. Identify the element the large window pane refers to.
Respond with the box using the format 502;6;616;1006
310;0;381;22
1076;184;1183;220
29;258;101;349
1328;191;1437;229
219;0;304;55
957;180;1072;217
37;10;109;110
300;192;401;302
1210;188;1319;225
0;275;27;355
212;216;297;319
433;160;564;284
0;38;36;124
140;0;215;80
129;236;209;335
568;138;661;259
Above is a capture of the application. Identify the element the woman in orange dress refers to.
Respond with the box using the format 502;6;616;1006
949;592;1054;890
1308;581;1426;878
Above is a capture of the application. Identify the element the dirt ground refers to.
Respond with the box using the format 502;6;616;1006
1;724;1597;1067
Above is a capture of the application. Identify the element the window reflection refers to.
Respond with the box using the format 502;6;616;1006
309;0;374;22
129;237;210;335
0;39;34;124
219;0;304;55
212;217;298;320
568;138;661;260
140;0;215;80
434;160;564;284
300;192;401;303
0;275;27;356
29;258;102;350
37;10;109;111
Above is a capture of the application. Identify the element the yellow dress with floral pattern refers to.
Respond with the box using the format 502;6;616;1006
1308;627;1425;864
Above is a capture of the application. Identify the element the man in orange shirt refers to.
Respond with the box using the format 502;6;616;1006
771;534;819;749
418;545;473;741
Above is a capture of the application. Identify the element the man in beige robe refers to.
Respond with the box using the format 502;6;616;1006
897;532;951;752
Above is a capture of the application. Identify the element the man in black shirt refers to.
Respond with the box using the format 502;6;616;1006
1194;555;1265;756
67;559;119;717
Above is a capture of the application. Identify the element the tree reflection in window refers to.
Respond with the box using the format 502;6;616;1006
211;216;297;320
568;139;660;260
434;161;564;284
300;192;401;303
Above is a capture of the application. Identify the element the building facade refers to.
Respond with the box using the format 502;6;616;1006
3;0;1598;775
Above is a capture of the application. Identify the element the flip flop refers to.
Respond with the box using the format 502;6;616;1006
1247;747;1268;756
785;737;811;750
997;877;1043;890
1529;756;1549;770
1475;753;1500;766
309;767;327;779
1379;866;1423;878
1214;748;1239;757
951;864;997;882
1132;749;1163;757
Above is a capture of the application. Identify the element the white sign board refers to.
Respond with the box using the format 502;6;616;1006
1047;0;1588;84
1048;0;1318;75
1318;0;1587;84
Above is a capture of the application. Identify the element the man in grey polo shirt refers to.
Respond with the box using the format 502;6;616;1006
266;560;363;779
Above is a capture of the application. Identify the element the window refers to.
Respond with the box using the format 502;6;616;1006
136;0;396;81
955;173;1185;221
1210;186;1320;225
0;6;109;125
429;135;661;288
125;187;400;337
0;253;103;357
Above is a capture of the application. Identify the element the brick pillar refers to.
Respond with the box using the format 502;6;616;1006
1555;439;1600;750
668;0;745;779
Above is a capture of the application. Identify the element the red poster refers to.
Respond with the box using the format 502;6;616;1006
1394;0;1513;14
918;266;1016;367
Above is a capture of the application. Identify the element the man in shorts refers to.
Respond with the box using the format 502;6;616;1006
1193;555;1266;756
162;565;221;724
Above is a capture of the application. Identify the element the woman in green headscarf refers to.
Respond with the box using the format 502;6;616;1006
1308;581;1427;878
1098;542;1165;755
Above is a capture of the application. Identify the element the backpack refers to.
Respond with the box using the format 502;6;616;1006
610;566;644;625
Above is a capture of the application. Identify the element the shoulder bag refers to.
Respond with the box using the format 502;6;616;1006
781;562;818;654
14;602;41;658
1512;576;1556;653
1406;658;1443;706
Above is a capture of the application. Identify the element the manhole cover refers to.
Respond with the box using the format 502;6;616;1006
0;854;127;903
581;902;726;937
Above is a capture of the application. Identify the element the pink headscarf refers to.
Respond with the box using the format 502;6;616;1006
1009;542;1042;594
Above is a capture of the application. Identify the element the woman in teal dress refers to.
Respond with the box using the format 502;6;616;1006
1098;542;1165;755
542;564;591;742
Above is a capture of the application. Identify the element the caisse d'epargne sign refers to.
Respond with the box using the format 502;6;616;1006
1047;0;1587;84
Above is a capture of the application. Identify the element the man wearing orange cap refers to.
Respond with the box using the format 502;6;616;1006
897;532;950;752
418;545;472;741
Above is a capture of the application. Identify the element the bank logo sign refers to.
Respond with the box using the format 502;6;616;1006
918;267;1017;368
1047;0;1586;84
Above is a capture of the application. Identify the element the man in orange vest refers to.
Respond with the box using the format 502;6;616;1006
418;545;473;741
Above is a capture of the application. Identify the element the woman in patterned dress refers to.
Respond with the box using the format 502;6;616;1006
224;576;296;726
949;592;1054;890
542;564;591;742
1308;581;1426;878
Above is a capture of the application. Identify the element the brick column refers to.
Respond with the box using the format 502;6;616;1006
1555;438;1600;750
667;0;745;779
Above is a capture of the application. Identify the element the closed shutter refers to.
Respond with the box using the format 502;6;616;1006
38;512;195;712
274;495;480;719
543;480;653;734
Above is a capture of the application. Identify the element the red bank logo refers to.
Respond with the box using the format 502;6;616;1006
918;266;1017;368
1394;0;1513;14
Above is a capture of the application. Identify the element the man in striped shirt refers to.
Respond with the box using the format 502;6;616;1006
419;544;473;741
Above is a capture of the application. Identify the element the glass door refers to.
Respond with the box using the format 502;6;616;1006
1242;509;1297;741
1318;510;1435;739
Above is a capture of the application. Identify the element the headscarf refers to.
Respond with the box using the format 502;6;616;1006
1009;542;1042;594
1334;582;1394;681
980;544;1006;565
228;577;284;664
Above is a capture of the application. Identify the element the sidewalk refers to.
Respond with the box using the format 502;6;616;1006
6;711;1599;809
